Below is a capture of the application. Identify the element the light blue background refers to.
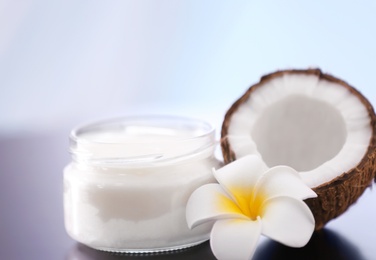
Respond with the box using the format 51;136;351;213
1;0;375;135
1;2;376;258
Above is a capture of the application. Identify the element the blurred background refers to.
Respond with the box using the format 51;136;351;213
1;1;376;259
1;0;375;135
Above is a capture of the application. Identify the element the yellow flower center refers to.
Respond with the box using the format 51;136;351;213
235;191;265;221
219;188;265;221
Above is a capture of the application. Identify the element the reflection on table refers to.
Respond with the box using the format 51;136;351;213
254;228;364;260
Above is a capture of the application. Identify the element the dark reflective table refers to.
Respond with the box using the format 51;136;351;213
1;131;375;259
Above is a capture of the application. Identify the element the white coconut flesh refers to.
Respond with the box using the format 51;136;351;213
227;73;372;188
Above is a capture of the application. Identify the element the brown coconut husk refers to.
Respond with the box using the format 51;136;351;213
221;69;376;230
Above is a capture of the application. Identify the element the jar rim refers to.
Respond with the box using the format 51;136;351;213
69;115;216;166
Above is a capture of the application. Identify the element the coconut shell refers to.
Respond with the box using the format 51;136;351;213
221;69;376;230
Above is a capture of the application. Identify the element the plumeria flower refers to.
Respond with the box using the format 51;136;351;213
186;155;317;260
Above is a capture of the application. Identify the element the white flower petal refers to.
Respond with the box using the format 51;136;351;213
210;219;261;260
255;165;317;200
214;155;267;199
186;184;248;229
262;196;315;247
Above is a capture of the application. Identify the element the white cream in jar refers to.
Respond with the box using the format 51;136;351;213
63;116;221;253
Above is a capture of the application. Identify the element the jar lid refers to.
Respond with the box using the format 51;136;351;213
70;115;216;167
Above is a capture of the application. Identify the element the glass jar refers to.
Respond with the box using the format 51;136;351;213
63;116;222;253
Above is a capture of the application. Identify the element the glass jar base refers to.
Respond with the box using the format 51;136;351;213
90;239;209;254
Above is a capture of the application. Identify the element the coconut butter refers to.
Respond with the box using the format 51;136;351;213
63;116;221;252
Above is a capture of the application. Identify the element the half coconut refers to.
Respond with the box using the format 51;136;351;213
221;69;376;230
